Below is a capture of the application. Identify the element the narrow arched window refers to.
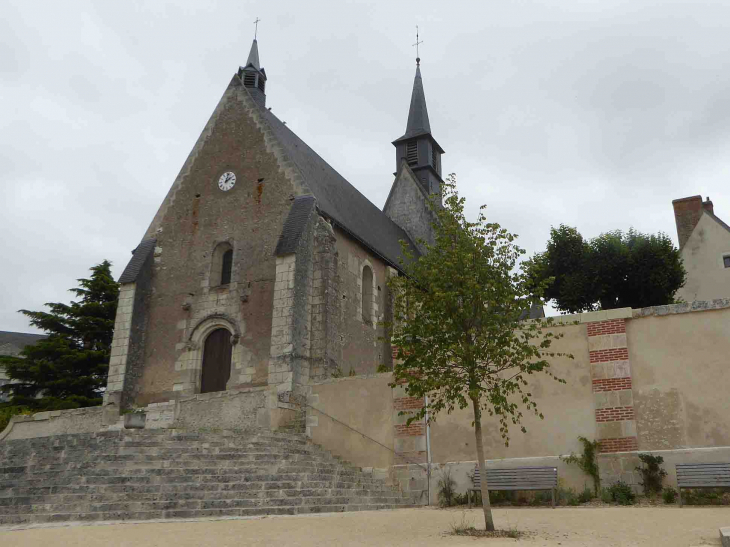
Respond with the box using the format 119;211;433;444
211;242;233;287
221;249;233;285
362;265;373;323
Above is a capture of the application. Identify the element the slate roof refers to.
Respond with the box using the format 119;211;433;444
245;39;260;70
118;238;157;284
0;331;46;357
275;196;316;256
254;95;419;269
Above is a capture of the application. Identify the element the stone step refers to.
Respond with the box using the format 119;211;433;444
3;495;410;516
0;428;408;525
0;487;402;506
0;503;417;526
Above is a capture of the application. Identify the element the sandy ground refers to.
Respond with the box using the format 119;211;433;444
0;506;728;547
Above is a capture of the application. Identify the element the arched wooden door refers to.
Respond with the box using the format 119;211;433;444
200;328;232;393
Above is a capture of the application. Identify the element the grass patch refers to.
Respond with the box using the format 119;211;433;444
449;512;523;539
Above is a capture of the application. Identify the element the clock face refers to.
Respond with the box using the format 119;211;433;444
218;171;236;192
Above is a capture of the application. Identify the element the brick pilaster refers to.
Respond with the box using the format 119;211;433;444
587;317;638;453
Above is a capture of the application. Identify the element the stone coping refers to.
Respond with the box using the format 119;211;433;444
0;406;102;442
309;372;392;387
632;298;730;318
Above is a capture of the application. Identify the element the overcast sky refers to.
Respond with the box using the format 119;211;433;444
2;0;730;333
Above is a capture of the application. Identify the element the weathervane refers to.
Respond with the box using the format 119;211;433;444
412;25;423;64
254;17;261;39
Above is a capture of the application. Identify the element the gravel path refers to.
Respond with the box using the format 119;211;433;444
0;506;727;546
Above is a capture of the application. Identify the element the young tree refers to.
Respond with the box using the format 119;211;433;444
0;261;119;410
527;225;686;313
387;175;569;531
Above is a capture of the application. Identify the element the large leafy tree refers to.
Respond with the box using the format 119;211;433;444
0;261;119;410
526;225;686;313
387;175;569;531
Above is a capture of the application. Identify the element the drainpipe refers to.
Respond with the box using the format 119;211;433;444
425;395;432;505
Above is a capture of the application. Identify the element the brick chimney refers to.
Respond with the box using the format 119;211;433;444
703;196;714;215
672;195;704;249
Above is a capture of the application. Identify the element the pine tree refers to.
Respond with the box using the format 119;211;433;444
0;261;119;410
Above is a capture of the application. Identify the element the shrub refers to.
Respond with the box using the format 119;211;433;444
578;486;593;503
607;481;636;505
682;488;730;506
662;487;678;504
437;468;458;507
556;487;578;506
561;437;601;495
635;454;667;496
600;487;613;504
0;406;32;433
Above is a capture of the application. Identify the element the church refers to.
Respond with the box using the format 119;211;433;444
104;38;443;414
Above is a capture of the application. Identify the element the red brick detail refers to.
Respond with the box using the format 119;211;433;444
391;346;399;359
595;406;635;422
592;378;632;392
589;347;629;363
599;437;638;453
393;397;424;411
586;319;626;337
394;423;425;437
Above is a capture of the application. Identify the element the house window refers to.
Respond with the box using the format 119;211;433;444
362;265;373;323
724;255;730;268
406;141;418;166
211;242;234;287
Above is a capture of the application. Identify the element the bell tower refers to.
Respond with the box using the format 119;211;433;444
237;38;267;107
392;56;444;197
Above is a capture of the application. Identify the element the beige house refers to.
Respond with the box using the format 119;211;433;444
673;195;730;302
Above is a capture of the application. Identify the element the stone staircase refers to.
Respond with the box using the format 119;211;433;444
0;428;415;526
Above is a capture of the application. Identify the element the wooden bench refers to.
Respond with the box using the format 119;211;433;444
467;465;558;508
676;463;730;507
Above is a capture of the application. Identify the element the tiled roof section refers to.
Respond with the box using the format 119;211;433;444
0;331;47;356
253;93;419;269
118;238;157;284
275;195;316;256
519;304;546;321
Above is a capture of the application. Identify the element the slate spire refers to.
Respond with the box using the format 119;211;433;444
402;62;431;139
392;59;444;196
246;39;260;70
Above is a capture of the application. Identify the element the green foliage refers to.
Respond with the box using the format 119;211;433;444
526;225;686;313
0;261;119;410
437;468;458;507
376;364;389;373
662;487;678;504
600;487;613;504
682;488;730;505
578;486;593;503
0;406;33;433
635;454;667;496
561;437;601;495
348;368;356;377
385;175;572;531
330;367;343;378
386;174;570;444
607;481;636;505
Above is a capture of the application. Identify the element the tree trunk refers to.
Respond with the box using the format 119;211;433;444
472;396;495;531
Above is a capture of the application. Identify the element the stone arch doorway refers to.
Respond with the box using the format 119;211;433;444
200;328;232;394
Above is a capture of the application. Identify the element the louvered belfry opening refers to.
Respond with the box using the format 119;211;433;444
257;76;265;92
243;72;256;88
406;141;418;166
431;146;439;172
200;328;232;394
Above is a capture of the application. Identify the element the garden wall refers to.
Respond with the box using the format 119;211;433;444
308;300;730;501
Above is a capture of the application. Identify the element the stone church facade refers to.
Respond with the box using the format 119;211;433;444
103;40;442;418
